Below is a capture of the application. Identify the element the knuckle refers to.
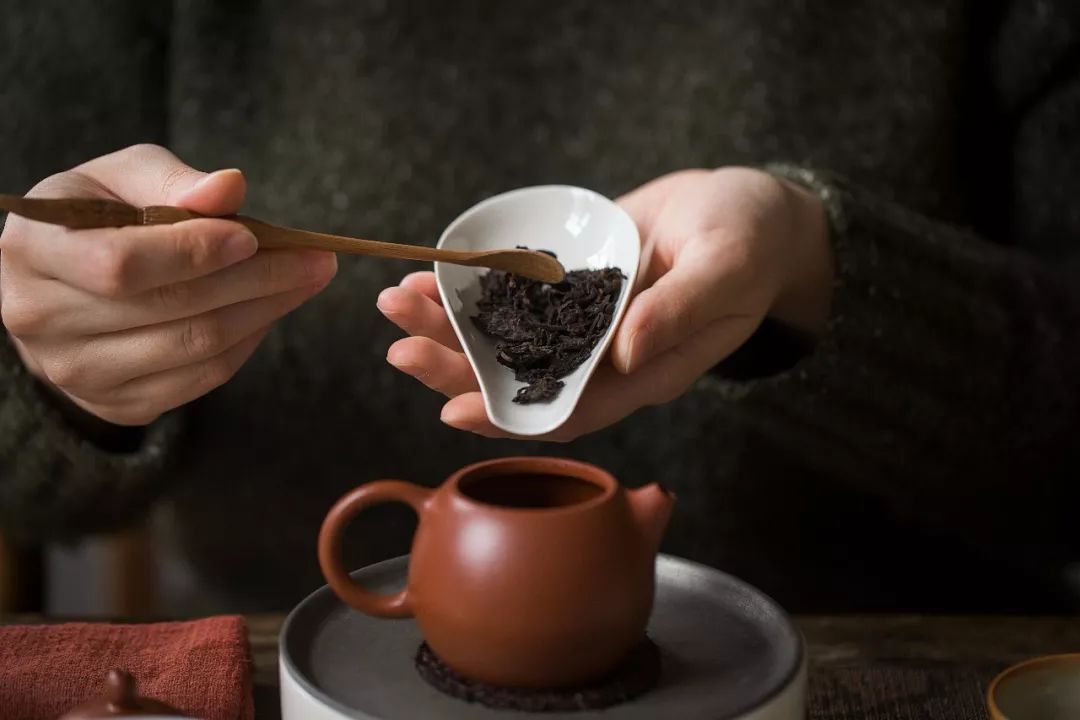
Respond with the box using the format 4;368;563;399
88;241;135;297
0;295;46;336
160;164;198;200
26;171;84;199
712;231;757;275
174;225;217;271
180;316;223;360
0;215;28;252
669;293;697;335
155;279;193;312
197;355;236;390
630;303;660;341
124;143;168;162
40;355;84;390
108;403;162;427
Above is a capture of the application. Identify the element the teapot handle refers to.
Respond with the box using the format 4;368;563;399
317;480;432;618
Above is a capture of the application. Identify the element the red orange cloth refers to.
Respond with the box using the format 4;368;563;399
0;616;253;720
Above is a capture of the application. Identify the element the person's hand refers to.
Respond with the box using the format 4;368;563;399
377;167;831;441
0;144;337;426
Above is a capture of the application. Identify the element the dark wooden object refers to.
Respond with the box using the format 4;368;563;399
5;614;1079;719
0;536;43;613
0;194;566;282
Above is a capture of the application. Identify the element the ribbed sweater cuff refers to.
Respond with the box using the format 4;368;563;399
697;165;1080;552
0;330;185;541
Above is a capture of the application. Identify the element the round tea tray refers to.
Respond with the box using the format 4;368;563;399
280;554;806;719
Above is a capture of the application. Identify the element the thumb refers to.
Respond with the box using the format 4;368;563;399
76;143;247;216
171;167;247;216
610;246;727;374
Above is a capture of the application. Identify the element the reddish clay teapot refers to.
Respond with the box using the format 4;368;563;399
318;457;674;688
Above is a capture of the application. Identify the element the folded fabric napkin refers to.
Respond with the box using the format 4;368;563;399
0;615;253;720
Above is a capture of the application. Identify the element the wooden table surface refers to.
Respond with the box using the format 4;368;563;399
5;613;1079;718
241;613;1080;719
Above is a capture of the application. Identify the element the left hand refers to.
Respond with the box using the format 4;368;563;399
377;167;832;441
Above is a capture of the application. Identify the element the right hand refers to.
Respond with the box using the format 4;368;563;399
0;144;338;426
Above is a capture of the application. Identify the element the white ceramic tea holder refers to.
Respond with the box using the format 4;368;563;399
435;185;640;436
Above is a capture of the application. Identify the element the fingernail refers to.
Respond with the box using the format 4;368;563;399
376;288;398;314
224;231;258;263
195;168;242;190
621;330;639;374
386;344;404;367
188;172;213;192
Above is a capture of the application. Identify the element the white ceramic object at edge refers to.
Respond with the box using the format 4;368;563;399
434;185;641;436
280;653;807;720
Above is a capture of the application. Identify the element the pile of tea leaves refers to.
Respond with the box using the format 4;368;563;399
471;251;624;404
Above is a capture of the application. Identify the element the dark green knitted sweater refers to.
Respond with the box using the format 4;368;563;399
3;0;1080;614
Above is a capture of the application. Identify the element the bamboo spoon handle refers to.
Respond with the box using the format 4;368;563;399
0;194;470;260
0;194;566;281
0;194;142;229
182;213;482;265
146;204;481;263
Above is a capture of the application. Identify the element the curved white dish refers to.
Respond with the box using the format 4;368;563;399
280;554;807;720
434;185;640;436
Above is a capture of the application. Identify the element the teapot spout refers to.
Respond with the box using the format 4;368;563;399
627;483;675;554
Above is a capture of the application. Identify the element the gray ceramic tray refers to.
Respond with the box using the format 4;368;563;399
280;554;806;720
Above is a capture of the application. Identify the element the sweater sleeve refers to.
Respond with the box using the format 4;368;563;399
0;2;181;542
0;331;187;540
699;2;1080;587
698;163;1080;575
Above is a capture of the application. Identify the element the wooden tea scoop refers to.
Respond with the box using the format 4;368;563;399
0;194;567;283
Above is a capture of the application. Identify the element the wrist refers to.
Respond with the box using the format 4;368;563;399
769;177;833;336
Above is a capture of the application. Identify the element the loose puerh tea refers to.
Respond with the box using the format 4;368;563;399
470;251;624;404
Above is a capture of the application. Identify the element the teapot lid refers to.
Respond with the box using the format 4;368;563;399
59;670;190;719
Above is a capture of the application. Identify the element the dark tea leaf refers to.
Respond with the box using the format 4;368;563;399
471;251;624;404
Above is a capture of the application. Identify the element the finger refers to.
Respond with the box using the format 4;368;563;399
438;393;508;438
612;239;744;374
627;314;761;400
398;271;442;305
172;168;247;215
9;218;258;297
377;286;461;350
386;337;479;397
75;144;247;214
590;316;759;424
442;315;760;442
438;367;641;442
46;284;326;390
80;325;271;426
41;249;337;335
615;169;710;241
